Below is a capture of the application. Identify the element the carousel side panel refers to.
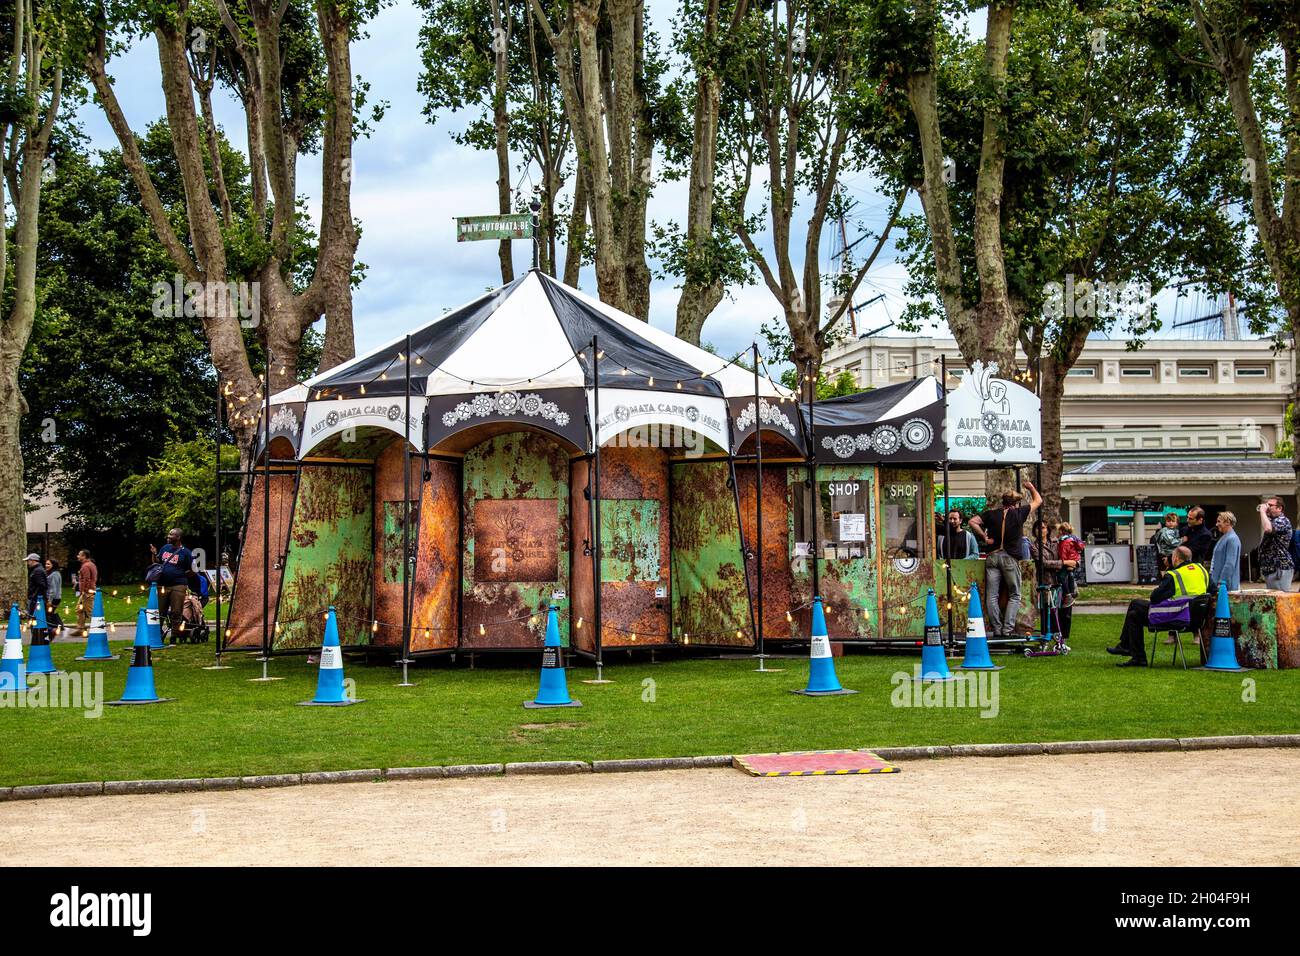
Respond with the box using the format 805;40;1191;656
790;465;878;640
598;446;671;648
736;464;795;641
569;458;596;654
226;469;296;648
461;432;570;650
669;460;752;646
878;470;937;638
372;439;420;648
274;464;374;649
409;459;460;652
946;558;1038;635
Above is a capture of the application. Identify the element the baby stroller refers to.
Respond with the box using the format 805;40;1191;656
1023;583;1069;658
166;591;210;644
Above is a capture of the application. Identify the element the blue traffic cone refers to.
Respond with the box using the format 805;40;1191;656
920;589;956;681
959;584;1001;670
26;595;58;675
0;603;27;692
526;605;581;708
300;607;362;705
793;597;856;696
1197;582;1249;672
146;584;163;649
77;590;118;661
109;609;172;705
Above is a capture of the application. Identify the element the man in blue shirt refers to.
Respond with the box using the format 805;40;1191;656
151;527;193;638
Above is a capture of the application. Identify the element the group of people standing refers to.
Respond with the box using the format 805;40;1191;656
24;549;98;636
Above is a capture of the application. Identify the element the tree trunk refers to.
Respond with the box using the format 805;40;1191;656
1038;354;1067;527
490;0;514;283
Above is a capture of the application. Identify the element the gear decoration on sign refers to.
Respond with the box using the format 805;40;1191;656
901;418;933;451
989;433;1007;454
892;556;920;575
870;425;902;456
386;405;402;421
441;391;571;429
822;434;857;459
980;410;1001;434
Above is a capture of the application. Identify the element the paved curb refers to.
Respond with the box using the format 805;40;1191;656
6;735;1299;801
300;769;382;786
592;757;696;773
9;782;103;801
104;778;203;796
504;761;591;775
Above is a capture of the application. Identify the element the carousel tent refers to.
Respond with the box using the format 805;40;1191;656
264;270;799;460
230;271;801;663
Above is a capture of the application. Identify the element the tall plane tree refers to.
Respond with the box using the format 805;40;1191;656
1;0;66;604
81;0;375;454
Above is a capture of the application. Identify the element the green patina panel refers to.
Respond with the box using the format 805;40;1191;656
878;469;936;638
601;499;661;582
790;465;878;639
670;461;751;645
276;465;374;649
381;501;410;585
462;432;570;649
944;557;1039;636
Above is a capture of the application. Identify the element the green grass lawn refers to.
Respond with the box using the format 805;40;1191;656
58;590;219;624
1;613;1295;787
1076;585;1159;602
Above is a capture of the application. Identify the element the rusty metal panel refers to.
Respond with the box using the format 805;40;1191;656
372;439;420;648
945;558;1038;636
878;469;936;638
410;459;460;652
599;446;670;648
226;470;296;648
569;457;596;654
670;460;752;646
1227;591;1300;668
461;432;569;649
790;465;878;640
275;465;374;649
736;464;794;641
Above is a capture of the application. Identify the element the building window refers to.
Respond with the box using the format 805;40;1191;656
1067;366;1096;378
1120;366;1154;378
1236;366;1268;378
1178;366;1211;378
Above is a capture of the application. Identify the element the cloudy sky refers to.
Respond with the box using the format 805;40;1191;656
72;1;931;366
73;1;1223;366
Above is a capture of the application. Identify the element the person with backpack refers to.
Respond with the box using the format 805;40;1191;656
1257;496;1294;591
969;481;1042;637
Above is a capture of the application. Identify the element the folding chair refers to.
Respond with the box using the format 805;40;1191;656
1146;594;1211;669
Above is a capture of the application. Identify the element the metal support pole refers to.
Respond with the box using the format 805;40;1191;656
942;355;955;650
805;359;820;601
206;372;230;669
752;343;774;672
585;336;610;683
398;334;415;686
250;367;281;681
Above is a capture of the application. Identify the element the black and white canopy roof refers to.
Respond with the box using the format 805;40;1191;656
266;271;795;457
803;377;946;464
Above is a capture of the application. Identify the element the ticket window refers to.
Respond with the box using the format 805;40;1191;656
880;477;928;561
793;478;873;563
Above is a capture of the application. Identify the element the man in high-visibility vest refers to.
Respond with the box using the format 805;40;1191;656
1108;545;1209;666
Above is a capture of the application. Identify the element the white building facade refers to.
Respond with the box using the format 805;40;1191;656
823;334;1297;553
